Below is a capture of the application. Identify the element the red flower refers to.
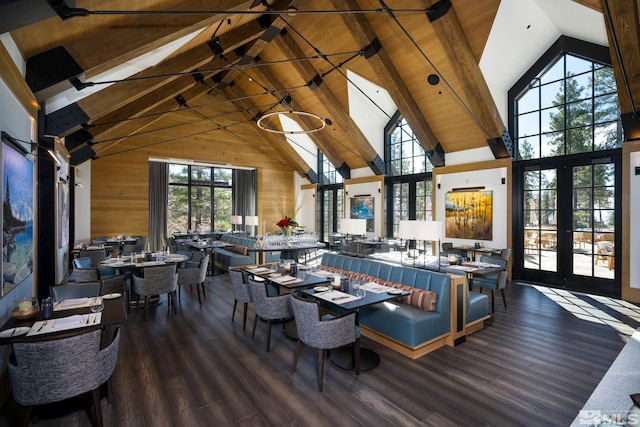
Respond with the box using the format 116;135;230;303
276;219;291;228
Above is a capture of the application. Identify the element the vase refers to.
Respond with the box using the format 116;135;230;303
281;226;292;238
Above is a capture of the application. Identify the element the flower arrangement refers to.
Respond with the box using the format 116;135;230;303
276;216;298;229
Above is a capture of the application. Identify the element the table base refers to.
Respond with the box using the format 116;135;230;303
330;346;379;371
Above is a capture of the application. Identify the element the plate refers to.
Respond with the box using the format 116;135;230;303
252;276;265;282
102;293;121;300
387;289;403;295
297;265;311;270
0;326;31;338
314;286;329;292
269;273;281;278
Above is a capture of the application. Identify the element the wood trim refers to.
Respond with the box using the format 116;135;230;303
621;140;640;302
344;175;384;186
360;326;450;360
0;43;39;119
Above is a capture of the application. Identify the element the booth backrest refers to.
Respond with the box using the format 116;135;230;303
221;234;257;249
320;253;451;316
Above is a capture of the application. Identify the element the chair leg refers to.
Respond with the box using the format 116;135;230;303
143;296;149;320
317;348;325;392
92;387;104;427
19;405;32;427
201;281;206;299
232;300;238;322
251;314;258;339
178;285;181;300
172;291;178;314
196;283;202;304
500;288;507;308
242;303;248;331
491;290;495;313
266;319;272;352
292;339;303;372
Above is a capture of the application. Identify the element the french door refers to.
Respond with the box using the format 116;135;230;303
515;151;621;297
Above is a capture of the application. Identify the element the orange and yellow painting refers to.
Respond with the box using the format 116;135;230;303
445;190;492;240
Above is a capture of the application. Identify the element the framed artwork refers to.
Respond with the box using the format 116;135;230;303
445;190;492;240
350;197;374;233
2;139;34;297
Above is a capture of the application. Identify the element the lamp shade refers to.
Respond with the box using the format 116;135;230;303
398;220;419;240
415;220;442;241
230;215;243;225
339;218;367;235
245;216;259;226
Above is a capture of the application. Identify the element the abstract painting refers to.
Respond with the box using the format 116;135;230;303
445;190;492;240
350;197;374;233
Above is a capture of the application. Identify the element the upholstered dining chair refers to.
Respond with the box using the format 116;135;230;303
176;255;209;304
248;278;293;352
79;249;109;267
133;263;178;320
290;293;360;391
473;256;508;313
8;328;120;427
229;267;252;330
121;243;137;256
51;282;102;301
499;248;512;262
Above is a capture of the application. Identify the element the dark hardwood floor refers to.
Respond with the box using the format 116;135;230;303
2;272;638;426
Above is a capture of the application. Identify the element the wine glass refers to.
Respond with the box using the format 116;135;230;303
270;262;278;273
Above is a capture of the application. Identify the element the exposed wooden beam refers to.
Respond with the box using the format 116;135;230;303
333;0;444;165
0;43;39;119
573;0;603;13
273;29;384;174
602;0;640;130
62;0;255;79
425;0;511;157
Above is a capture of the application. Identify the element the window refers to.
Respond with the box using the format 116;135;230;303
316;152;343;241
167;163;233;235
515;54;622;160
384;111;433;237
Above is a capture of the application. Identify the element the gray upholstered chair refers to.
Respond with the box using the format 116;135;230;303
290;293;360;391
100;274;129;312
51;282;102;301
121;243;137;256
500;248;512;262
79;249;109;267
133;263;178;320
229;267;252;330
473;256;508;313
8;328;120;427
177;255;209;304
248;278;293;352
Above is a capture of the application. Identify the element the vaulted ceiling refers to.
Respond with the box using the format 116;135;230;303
3;0;639;180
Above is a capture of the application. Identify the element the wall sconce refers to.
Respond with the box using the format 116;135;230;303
377;182;381;193
636;166;640;175
436;175;441;189
501;169;506;185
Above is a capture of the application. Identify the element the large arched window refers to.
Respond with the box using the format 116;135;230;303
384;111;433;237
509;36;623;297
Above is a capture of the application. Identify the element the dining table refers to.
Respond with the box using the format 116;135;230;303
187;240;232;275
0;294;128;346
439;260;506;290
302;282;410;371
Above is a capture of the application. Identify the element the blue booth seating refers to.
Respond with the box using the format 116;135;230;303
319;253;489;359
214;234;280;270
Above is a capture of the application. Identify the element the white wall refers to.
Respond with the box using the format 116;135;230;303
630;152;640;288
435;167;508;249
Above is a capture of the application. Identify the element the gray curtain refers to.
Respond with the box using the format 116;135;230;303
234;169;257;229
149;161;168;251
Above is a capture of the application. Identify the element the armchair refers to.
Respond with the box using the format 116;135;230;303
472;256;508;313
248;279;293;352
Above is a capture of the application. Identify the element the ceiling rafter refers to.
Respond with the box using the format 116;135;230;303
424;0;511;157
272;28;383;174
334;0;444;166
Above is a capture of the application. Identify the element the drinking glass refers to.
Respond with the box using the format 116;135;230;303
270;262;278;273
90;298;104;313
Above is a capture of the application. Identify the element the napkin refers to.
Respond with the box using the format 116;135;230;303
61;297;90;307
53;315;86;328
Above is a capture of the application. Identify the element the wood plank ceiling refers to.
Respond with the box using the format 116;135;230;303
5;0;640;178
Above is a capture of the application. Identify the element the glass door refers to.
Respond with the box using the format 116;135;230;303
516;154;620;297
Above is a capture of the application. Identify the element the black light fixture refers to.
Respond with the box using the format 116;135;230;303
427;74;440;85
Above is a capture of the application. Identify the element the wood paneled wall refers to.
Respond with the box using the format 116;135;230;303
90;134;297;240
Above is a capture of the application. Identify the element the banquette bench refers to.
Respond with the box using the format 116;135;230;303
214;234;280;271
318;253;490;359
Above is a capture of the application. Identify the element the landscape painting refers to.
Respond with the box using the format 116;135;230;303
445;190;492;240
350;197;374;233
2;141;34;297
